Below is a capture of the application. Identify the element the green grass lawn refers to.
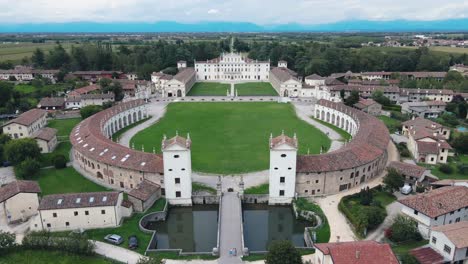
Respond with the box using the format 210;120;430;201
112;117;151;142
187;82;230;96
47;118;81;137
378;116;401;133
419;156;468;180
373;191;397;207
14;84;68;97
147;252;218;262
192;182;217;194
391;240;428;256
40;141;72;167
294;198;331;243
0;249;118;264
312;117;352;141
35;167;109;195
86;198;166;255
0;42;76;62
131;102;331;174
235;82;278;96
39;118;81;166
244;183;269;194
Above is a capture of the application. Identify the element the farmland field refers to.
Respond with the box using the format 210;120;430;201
0;42;76;62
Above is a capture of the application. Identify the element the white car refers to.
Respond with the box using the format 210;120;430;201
104;234;124;245
401;184;412;195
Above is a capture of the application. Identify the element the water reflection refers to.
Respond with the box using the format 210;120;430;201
145;205;218;252
242;204;310;251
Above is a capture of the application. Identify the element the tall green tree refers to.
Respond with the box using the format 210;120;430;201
4;138;41;164
265;240;302;264
383;168;405;192
345;90;360;106
31;48;45;68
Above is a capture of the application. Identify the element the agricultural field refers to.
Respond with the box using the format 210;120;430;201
0;42;76;62
234;82;278;96
131;102;331;174
187;82;230;96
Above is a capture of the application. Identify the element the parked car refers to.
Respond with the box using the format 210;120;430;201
104;234;124;245
128;235;138;249
401;184;412;195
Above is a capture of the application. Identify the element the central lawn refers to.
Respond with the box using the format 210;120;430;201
35;167;109;195
112;117;151;142
86;198;166;255
187;82;230;96
47;118;81;137
312;117;352;141
131;102;331;174
235;82;278;96
1;249;117;264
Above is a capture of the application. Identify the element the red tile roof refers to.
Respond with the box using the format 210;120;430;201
297;100;389;172
398;186;468;218
0;180;41;203
68;84;100;96
38;192;120;210
128;180;161;201
410;247;445;264
387;161;427;178
432;221;468;248
34;127;57;142
315;241;399;264
4;109;47;127
270;134;298;149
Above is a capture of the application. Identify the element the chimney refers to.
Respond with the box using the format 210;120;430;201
355;250;360;259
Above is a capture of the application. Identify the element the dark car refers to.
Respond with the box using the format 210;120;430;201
128;235;138;249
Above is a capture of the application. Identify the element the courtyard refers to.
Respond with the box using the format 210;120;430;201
131;102;331;174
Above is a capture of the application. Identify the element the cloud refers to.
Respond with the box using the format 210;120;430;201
207;9;219;14
0;0;467;24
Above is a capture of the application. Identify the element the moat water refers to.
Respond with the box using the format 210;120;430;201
145;205;218;252
242;204;311;252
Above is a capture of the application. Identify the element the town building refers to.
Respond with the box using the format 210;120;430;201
68;84;101;97
157;62;196;98
401;100;447;118
269;62;303;97
30;191;131;232
115;79;152;100
314;241;399;264
431;179;468;189
150;72;173;96
128;180;161;212
34;127;58;153
398;186;468;238
387;161;435;187
37;97;66;111
353;98;382;115
0;66;58;82
402;117;452;164
194;52;270;81
399;88;454;103
0;180;41;224
2;108;47;139
68;71;124;82
65;93;115;110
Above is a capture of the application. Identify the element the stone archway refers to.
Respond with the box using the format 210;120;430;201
284;90;289;97
177;90;182;97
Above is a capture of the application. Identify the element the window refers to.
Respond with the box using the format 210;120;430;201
456;217;461;223
316;180;319;183
414;210;418;215
101;210;106;215
85;211;89;216
53;213;57;218
281;154;287;158
432;237;437;244
279;190;285;196
176;191;181;198
174;155;180;158
74;211;78;216
274;167;278;170
175;178;181;184
120;182;124;188
443;245;451;254
450;211;454;215
47;223;51;228
66;222;70;227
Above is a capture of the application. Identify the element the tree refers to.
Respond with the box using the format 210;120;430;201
400;253;419;264
0;231;16;251
99;78;112;89
265;240;302;264
31;48;45;68
53;154;67;169
80;105;103;119
372;90;391;106
457;103;467;119
345;90;360;106
0;81;13;107
359;187;373;206
383;168;405;192
46;44;71;68
453;134;468;154
14;158;41;179
103;81;124;101
4;138;41;164
387;215;422;242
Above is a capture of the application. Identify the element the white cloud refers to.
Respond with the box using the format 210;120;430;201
207;9;219;14
0;0;466;24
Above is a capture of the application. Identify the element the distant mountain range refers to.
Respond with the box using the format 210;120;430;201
1;19;468;33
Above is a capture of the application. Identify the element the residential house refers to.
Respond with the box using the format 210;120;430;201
402;100;447;118
387;161;436;187
313;241;399;264
0;180;41;224
38;97;65;110
2;109;47;139
128;180;162;212
34;127;58;153
269;62;302;98
353;98;382;115
398;186;468;238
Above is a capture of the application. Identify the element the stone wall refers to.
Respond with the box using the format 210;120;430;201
242;194;269;204
192;195;220;205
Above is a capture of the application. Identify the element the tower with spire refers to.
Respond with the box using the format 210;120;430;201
161;133;192;206
268;131;298;205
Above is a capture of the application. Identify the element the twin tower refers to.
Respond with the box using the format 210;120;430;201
161;132;299;206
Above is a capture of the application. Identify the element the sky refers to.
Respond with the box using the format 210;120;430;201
0;0;467;25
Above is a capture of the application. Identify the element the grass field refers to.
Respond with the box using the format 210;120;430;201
0;249;117;264
378;116;401;133
35;167;109;195
47;118;81;137
244;183;269;194
420;155;468;180
112;117;150;142
131;102;331;174
235;82;278;96
294;198;330;243
86;198;166;255
14;84;68;96
0;42;76;62
312;117;352;141
391;240;428;256
192;182;217;194
187;82;230;96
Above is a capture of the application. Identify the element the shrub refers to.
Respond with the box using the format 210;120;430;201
400;253;419;264
14;158;41;179
22;231;95;256
80;105;103;119
384;168;405;192
359;187;373;206
53;154;67;169
439;164;453;174
388;215;422;243
0;231;16;252
416;185;426;193
457;164;468;175
4;138;41;164
265;240;302;264
362;206;387;230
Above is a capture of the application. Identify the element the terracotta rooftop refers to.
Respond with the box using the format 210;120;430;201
38;97;65;107
34;127;57;142
68;84;100;96
270;134;298;149
0;180;41;203
387;161;427;178
354;98;379;109
398;186;468;218
70;99;164;173
162;135;191;150
432;221;468;248
314;241;399;264
305;74;326;80
38;192;121;210
173;67;196;84
270;67;300;83
400;88;454;96
329;84;400;93
296;99;389;173
410;246;445;264
4;108;47;127
128;180;161;201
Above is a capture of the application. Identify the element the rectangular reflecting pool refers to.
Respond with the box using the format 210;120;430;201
145;205;218;252
242;204;311;252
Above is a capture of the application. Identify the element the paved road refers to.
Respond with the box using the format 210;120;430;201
0;166;15;185
365;200;402;242
93;240;146;264
314;141;399;242
218;192;243;264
